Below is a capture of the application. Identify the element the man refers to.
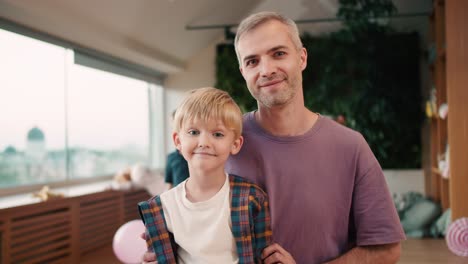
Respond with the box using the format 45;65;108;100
143;11;404;264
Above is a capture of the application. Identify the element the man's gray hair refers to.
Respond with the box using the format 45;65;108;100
234;11;303;65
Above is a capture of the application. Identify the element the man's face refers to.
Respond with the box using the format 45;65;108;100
237;20;307;108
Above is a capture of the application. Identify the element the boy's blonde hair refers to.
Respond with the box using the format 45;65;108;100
173;87;243;138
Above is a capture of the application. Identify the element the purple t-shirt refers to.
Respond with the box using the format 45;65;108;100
226;112;405;263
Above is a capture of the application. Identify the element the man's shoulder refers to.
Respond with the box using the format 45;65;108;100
241;111;255;125
318;116;366;144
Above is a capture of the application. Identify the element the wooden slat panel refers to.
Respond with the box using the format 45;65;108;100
123;189;150;201
79;191;119;205
81;224;117;243
79;192;123;257
80;209;119;228
80;216;119;235
80;197;117;214
19;247;70;264
0;219;4;264
0;188;148;263
80;204;118;220
80;218;119;237
80;230;115;253
10;214;69;237
12;223;70;246
47;255;72;264
11;209;70;229
1;218;11;264
11;232;70;256
4;198;71;217
123;189;149;221
11;238;70;261
7;203;72;264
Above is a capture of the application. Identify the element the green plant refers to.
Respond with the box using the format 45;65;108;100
215;45;256;112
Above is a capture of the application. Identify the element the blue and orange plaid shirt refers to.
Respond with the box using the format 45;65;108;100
138;174;272;264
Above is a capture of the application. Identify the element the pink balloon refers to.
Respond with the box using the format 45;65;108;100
113;220;147;264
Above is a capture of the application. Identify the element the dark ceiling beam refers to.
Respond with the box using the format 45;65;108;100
185;11;430;31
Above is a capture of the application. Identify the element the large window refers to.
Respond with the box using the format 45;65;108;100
0;28;164;190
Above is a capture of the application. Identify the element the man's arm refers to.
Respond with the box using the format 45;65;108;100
262;242;400;264
325;242;401;264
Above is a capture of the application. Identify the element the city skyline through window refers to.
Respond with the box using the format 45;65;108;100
0;28;162;189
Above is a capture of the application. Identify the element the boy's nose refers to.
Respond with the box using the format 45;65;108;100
198;134;210;148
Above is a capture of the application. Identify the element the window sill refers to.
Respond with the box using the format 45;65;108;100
0;180;114;210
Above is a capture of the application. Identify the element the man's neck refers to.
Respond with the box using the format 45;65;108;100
256;105;318;137
185;169;226;203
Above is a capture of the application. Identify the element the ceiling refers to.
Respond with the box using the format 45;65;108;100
0;0;431;74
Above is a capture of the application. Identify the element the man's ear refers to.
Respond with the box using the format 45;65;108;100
173;132;181;151
239;66;244;77
300;47;308;71
230;135;244;155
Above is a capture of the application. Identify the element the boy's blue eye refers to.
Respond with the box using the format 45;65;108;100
213;132;224;138
188;130;199;135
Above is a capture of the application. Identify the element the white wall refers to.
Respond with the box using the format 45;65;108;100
383;169;425;196
162;37;221;153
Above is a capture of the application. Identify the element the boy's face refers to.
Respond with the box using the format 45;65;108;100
173;118;243;175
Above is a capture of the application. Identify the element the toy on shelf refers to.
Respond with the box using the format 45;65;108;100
32;186;64;201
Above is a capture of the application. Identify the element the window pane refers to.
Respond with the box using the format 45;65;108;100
68;64;149;178
0;29;67;188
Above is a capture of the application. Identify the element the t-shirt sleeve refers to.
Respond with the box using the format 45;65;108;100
164;153;174;184
352;136;406;246
172;158;189;185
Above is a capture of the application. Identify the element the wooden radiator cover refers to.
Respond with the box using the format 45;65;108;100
0;188;150;264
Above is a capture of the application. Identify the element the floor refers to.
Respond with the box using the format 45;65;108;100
80;239;467;263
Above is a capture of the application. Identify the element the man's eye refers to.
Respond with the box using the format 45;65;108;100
246;59;258;67
274;51;286;57
213;132;224;138
188;130;199;135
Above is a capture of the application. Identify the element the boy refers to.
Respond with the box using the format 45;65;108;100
138;87;272;264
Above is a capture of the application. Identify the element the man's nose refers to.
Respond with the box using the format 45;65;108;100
259;59;276;77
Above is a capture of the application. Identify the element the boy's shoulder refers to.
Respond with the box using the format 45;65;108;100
139;193;163;210
228;174;268;198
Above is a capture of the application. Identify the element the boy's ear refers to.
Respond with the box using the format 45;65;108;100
230;135;244;155
173;132;182;151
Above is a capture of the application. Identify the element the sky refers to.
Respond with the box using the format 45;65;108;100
0;28;151;151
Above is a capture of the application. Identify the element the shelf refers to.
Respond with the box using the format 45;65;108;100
438;48;446;60
427;0;468;220
433;0;445;10
431;167;449;180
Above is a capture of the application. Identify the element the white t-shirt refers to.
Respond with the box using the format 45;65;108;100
160;174;238;264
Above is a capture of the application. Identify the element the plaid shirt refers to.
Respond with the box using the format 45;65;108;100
138;174;272;264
